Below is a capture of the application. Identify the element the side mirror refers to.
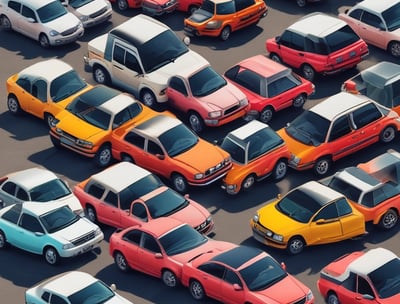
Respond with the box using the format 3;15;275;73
233;283;242;291
27;17;36;23
362;294;374;300
155;252;163;259
281;262;286;271
344;81;358;93
184;194;190;199
110;283;116;291
275;35;281;43
156;154;165;160
277;193;282;199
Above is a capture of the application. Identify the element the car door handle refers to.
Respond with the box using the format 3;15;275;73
298;53;304;57
113;65;123;70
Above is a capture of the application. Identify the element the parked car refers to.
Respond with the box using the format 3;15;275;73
83;14;209;108
49;85;162;167
295;0;321;8
277;92;400;177
181;245;314;303
109;217;236;287
108;0;141;10
166;63;249;133
177;0;202;14
342;61;400;115
0;167;82;215
224;54;315;123
25;271;133;304
338;0;400;57
74;161;214;234
111;115;232;193
321;149;400;230
60;0;112;28
109;0;177;14
0;0;84;47
0;202;103;265
183;0;268;41
250;181;366;255
317;247;400;304
6;59;92;127
220;120;291;195
266;12;369;81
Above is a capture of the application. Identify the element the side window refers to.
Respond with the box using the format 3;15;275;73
16;187;29;201
278;30;292;48
169;77;187;96
1;181;17;196
19;214;44;233
123;230;141;244
113;108;131;128
16;78;31;93
349;8;362;20
352;103;382;129
104;191;118;208
32;80;47;102
235;0;253;11
291;32;304;51
361;11;385;30
357;276;374;296
198;263;225;279
113;44;125;65
2;204;22;224
343;272;357;291
224;269;242;287
142;232;161;253
304;36;328;55
41;291;50;302
313;203;338;221
21;5;36;21
392;81;400;107
125;51;142;73
147;140;163;156
267;77;296;98
328;115;352;142
224;65;239;81
49;294;68;304
235;69;262;95
86;183;105;199
124;132;145;149
132;203;148;221
8;1;22;12
336;198;352;216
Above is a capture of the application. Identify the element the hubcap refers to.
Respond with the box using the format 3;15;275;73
391;43;400;57
382;128;395;142
243;176;255;189
46;249;57;264
189;115;202;132
191;282;203;299
275;162;287;179
116;254;127;270
174;176;186;193
163;271;176;287
383;212;397;229
94;69;105;83
99;149;111;166
8;98;18;113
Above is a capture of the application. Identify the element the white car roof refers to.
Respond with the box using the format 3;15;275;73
360;61;400;88
99;93;139;115
289;13;347;38
228;120;269;141
19;59;73;83
297;181;344;204
334;167;380;193
21;0;57;10
4;167;58;191
89;162;152;193
351;0;398;14
310;92;370;121
20;201;68;216
348;248;398;276
135;115;183;138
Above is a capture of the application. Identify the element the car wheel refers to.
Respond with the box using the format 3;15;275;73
1;15;12;30
117;0;129;10
272;159;287;181
121;154;134;163
44;113;55;128
327;292;340;304
162;269;178;288
94;144;112;167
389;41;400;58
190;280;205;300
287;236;305;255
219;26;231;41
379;209;398;230
188;5;199;14
7;94;22;115
0;230;7;249
114;251;130;272
379;126;396;143
259;106;274;123
269;53;281;63
313;157;331;177
171;173;188;194
188;112;205;133
241;174;256;192
85;206;97;223
50;135;61;149
93;65;110;85
301;64;315;81
140;89;157;108
39;33;50;48
44;246;59;265
296;0;306;7
292;94;307;108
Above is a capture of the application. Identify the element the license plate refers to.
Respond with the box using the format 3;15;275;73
349;50;356;57
60;137;74;146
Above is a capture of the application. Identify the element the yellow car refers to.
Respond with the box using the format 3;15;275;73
250;181;366;255
6;59;92;127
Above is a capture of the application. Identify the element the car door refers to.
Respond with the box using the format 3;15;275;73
121;201;145;228
14;213;45;254
337;198;365;238
196;263;225;301
18;4;41;39
25;78;48;118
266;75;299;111
309;202;343;245
136;232;164;277
220;268;246;304
119;229;141;270
359;10;387;49
276;31;305;69
100;190;122;228
232;0;254;30
166;76;192;113
0;181;21;206
338;273;380;304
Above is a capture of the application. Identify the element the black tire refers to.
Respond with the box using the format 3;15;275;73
140;89;157;108
117;0;129;10
189;280;206;300
94;144;112;167
292;93;307;108
85;205;97;223
121;154;134;163
93;65;110;85
219;26;231;41
0;230;7;249
39;33;50;48
269;53;281;63
50;135;61;149
114;251;130;272
1;15;12;30
44;113;55;128
287;236;305;255
162;269;178;287
241;174;256;192
188;112;205;133
327;292;340;304
171;173;189;194
272;159;287;181
379;126;396;143
388;41;400;58
7;94;22;115
379;209;398;230
44;246;59;265
259;106;274;123
296;0;306;7
301;64;315;81
313;157;331;177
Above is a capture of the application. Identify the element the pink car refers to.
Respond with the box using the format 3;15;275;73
177;0;203;13
166;64;249;133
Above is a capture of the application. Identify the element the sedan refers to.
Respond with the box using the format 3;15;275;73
109;217;236;287
60;0;112;28
6;59;92;127
181;245;314;303
250;181;366;255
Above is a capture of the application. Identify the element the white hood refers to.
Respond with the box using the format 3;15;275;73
75;0;108;16
44;12;81;33
52;217;97;242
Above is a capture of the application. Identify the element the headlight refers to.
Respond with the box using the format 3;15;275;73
291;155;301;165
253;214;259;222
79;15;89;21
224;157;231;164
106;1;111;8
194;173;204;180
239;97;248;106
76;139;93;148
55;127;63;134
272;234;283;242
205;20;222;29
63;243;74;250
306;290;313;301
208;111;222;118
49;30;59;37
94;227;102;236
50;119;60;128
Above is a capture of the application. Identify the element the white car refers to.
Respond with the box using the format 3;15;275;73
0;0;84;47
0;167;83;215
25;271;133;304
60;0;112;28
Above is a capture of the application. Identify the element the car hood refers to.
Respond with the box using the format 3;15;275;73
56;194;84;214
187;8;212;23
44;13;81;33
196;81;246;110
55;112;105;140
52;217;98;242
168;200;209;228
104;294;133;304
277;128;314;158
73;0;108;15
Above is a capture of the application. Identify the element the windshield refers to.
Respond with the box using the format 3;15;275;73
37;1;67;23
189;66;227;97
68;280;115;304
40;206;79;233
369;258;400;298
68;0;95;8
138;30;188;73
159;124;198;157
146;188;189;218
240;256;287;291
285;111;330;146
159;224;207;256
382;2;400;31
221;137;246;164
29;179;71;202
51;70;87;102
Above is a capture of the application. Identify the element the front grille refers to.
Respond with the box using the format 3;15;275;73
292;297;306;304
195;217;212;233
59;130;77;142
61;25;79;36
162;0;177;8
71;231;95;246
224;104;240;116
90;7;108;18
205;160;230;177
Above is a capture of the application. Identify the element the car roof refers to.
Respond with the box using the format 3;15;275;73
334;167;381;193
310;92;371;121
209;0;233;4
89;162;152;193
360;62;400;89
237;54;291;81
348;248;398;276
352;0;398;14
19;201;68;216
297;181;344;204
212;245;265;270
134;115;182;138
228;120;269;141
359;149;400;182
288;12;347;38
4;168;58;191
19;59;73;82
21;0;57;10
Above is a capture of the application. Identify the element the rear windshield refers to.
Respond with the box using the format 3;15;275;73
324;25;360;53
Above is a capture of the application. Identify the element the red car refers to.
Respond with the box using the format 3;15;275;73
224;54;315;123
266;12;369;81
181;245;314;303
317;247;400;304
110;0;178;15
109;217;236;287
177;0;203;13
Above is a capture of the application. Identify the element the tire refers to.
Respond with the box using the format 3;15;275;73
7;94;22;115
50;135;61;149
162;269;178;288
379;126;396;143
241;174;256;192
121;154;134;163
327;292;340;304
259;106;274;123
272;159;287;181
117;0;129;10
171;173;189;194
292;94;306;108
44;113;55;128
93;65;110;85
0;15;11;30
296;0;306;7
301;64;315;81
379;209;398;230
39;33;50;48
94;144;112;168
269;53;281;63
0;230;7;249
388;41;400;58
114;251;130;272
287;236;305;255
86;206;97;223
44;246;59;265
189;280;205;300
219;26;231;41
188;112;205;133
140;89;157;108
313;157;331;177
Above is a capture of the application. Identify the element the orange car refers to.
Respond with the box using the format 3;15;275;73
183;0;268;41
220;120;291;195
